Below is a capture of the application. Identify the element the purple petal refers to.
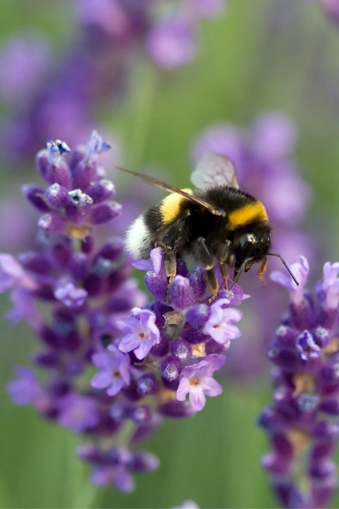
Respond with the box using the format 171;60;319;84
118;333;141;353
176;377;191;401
134;340;154;360
106;379;125;396
7;367;43;405
204;354;226;374
150;247;163;274
91;371;113;389
200;376;222;397
92;352;113;370
189;386;206;411
116;316;140;333
0;253;37;291
270;255;309;305
132;259;153;271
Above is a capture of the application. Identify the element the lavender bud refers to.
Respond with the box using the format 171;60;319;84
185;304;209;326
309;459;336;480
131;405;152;424
129;451;160;472
169;276;194;310
77;443;103;463
18;252;52;275
319;398;339;415
137;374;159;396
110;403;131;422
89;202;122;225
68;189;93;207
87;179;115;203
171;340;192;361
161;356;181;382
38;212;66;235
22;184;50;212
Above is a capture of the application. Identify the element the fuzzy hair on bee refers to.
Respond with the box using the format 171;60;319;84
117;153;298;300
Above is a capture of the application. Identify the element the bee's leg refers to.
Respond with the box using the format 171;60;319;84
205;268;219;303
163;250;177;284
219;262;229;290
258;256;268;285
160;211;191;301
157;248;177;304
161;210;190;253
195;237;219;302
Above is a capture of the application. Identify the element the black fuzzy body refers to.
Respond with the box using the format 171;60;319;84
141;185;272;272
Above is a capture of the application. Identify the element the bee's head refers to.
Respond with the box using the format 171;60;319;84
229;224;299;288
231;224;271;285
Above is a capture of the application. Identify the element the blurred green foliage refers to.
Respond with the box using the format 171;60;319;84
1;0;339;507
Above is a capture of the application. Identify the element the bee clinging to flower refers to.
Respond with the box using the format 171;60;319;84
117;153;298;300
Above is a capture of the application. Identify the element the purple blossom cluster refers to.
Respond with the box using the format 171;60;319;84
1;133;246;492
0;0;227;161
320;0;339;24
260;256;339;508
191;113;314;380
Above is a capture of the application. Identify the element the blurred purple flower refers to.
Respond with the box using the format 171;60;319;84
260;257;339;508
251;112;298;161
321;261;339;310
57;393;99;432
321;0;339;23
6;288;41;328
91;464;135;492
146;18;196;69
2;1;227;163
54;280;88;308
271;255;309;306
189;0;225;18
0;254;37;292
91;345;130;396
7;367;44;406
0;33;51;105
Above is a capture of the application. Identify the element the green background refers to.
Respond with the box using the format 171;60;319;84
1;0;339;507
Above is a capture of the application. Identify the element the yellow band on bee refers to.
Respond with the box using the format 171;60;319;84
228;201;268;229
160;189;193;224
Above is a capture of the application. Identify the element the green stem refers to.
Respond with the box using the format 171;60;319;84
71;477;104;509
126;61;159;169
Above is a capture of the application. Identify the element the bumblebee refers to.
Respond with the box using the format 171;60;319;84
118;153;298;299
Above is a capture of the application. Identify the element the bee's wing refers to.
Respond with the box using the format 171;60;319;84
114;165;225;217
190;152;239;189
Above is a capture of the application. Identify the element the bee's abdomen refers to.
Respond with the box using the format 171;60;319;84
125;214;152;259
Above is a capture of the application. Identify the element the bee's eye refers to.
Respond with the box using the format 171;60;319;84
235;234;258;268
240;233;255;247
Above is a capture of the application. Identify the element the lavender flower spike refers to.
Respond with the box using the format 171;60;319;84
2;134;247;492
260;257;339;508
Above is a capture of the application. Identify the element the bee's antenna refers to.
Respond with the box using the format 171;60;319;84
268;252;299;286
